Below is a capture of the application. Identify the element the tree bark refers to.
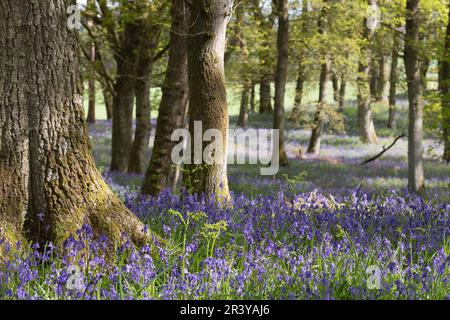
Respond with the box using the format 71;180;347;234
357;0;379;144
388;36;399;129
404;0;425;192
142;0;190;196
183;0;232;198
440;4;450;163
0;0;148;247
273;0;290;166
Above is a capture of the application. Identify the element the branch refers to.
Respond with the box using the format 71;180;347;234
152;42;170;62
361;134;406;165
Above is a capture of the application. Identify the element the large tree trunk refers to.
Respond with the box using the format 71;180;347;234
307;2;330;154
183;0;232;198
357;0;379;144
273;0;289;167
0;0;148;247
404;0;425;192
142;0;190;196
259;76;273;114
110;23;140;172
440;4;450;163
388;36;399;129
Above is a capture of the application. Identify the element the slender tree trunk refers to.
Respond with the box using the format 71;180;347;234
338;76;347;112
0;0;147;247
440;4;450;163
370;58;379;101
250;81;256;113
86;0;96;124
420;57;430;92
290;60;305;120
307;2;330;154
102;85;114;120
183;0;232;198
404;0;425;192
332;72;339;103
377;55;390;104
236;6;250;128
273;0;289;166
87;42;96;124
110;24;140;172
128;57;153;174
129;24;160;175
388;40;399;129
308;61;331;154
238;84;250;128
259;76;273;113
142;0;190;196
357;0;379;144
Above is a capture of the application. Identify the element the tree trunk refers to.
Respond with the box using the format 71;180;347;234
0;0;148;247
440;4;450;163
87;42;96;124
238;84;250;128
338;76;347;112
357;0;379;144
236;6;250;128
307;2;330;154
103;85;114;120
110;23;140;172
420;57;430;93
388;37;399;129
332;72;339;103
308;61;331;154
370;58;379;101
290;60;305;121
183;0;232;198
142;0;190;196
404;0;425;192
377;55;390;104
250;82;256;113
259;76;273;114
128;27;158;174
273;0;289;167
